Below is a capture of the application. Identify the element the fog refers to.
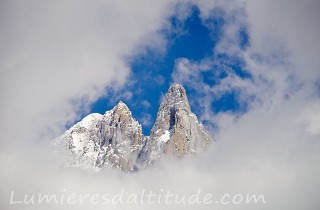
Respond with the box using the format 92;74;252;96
1;0;320;209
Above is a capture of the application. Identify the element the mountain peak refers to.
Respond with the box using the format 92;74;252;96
167;83;187;98
141;83;212;161
111;101;131;116
54;85;212;172
161;83;191;113
114;100;128;109
169;83;185;90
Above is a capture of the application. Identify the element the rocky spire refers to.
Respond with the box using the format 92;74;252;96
113;100;129;110
54;84;213;172
56;101;144;172
147;84;212;158
150;84;191;138
137;84;213;168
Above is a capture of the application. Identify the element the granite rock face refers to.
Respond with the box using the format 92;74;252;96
53;84;213;171
54;102;144;172
138;84;212;167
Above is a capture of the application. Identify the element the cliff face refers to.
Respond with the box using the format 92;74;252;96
54;101;144;172
138;84;212;167
53;84;213;172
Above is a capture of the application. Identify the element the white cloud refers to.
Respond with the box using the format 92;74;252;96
172;1;320;209
141;100;151;109
139;113;153;127
1;1;320;210
0;0;176;145
0;0;177;208
245;0;320;83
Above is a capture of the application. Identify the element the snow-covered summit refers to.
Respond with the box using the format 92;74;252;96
54;84;213;172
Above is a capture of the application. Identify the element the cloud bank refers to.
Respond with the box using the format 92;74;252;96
1;0;320;210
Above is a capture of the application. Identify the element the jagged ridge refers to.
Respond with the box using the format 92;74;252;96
53;84;213;172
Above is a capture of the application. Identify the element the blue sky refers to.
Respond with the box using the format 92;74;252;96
90;5;249;135
2;1;320;209
90;5;250;135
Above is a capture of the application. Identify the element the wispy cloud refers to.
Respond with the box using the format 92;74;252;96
139;113;153;127
1;0;320;210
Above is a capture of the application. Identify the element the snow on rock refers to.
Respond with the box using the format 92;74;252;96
137;84;213;168
53;84;213;172
159;130;170;142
